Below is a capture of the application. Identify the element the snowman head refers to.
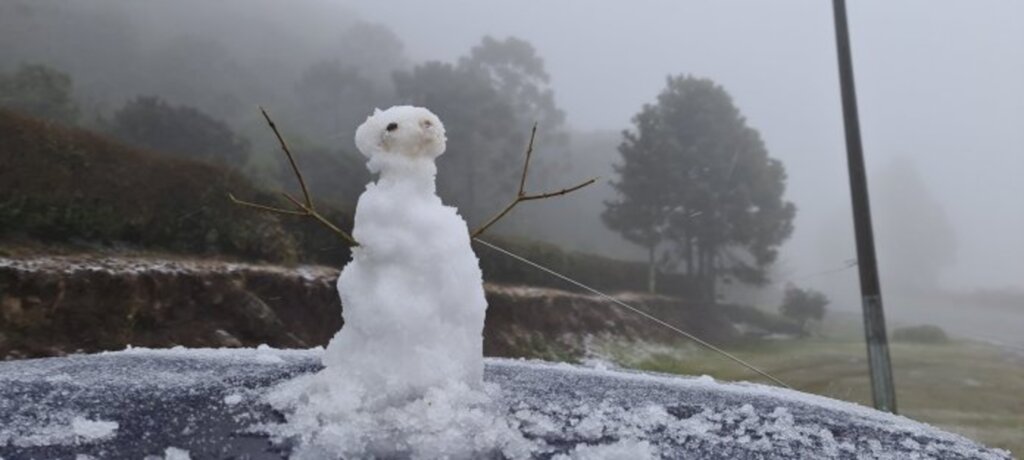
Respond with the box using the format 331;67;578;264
355;106;446;160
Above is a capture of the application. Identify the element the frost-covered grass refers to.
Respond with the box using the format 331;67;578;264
590;335;1024;456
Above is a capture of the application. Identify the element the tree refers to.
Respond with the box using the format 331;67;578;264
874;158;956;292
393;36;567;226
604;76;795;297
109;96;250;165
460;36;570;194
779;284;829;334
0;63;80;124
335;21;407;84
459;36;567;146
293;61;387;148
289;21;407;149
394;61;523;224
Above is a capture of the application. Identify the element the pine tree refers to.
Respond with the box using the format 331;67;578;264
393;36;567;227
604;76;795;297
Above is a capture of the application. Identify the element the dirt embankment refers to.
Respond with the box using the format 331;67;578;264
0;255;738;360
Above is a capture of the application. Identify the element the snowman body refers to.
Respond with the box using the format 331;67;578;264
322;106;487;398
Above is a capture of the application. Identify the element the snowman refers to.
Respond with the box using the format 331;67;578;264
323;105;488;398
233;105;591;456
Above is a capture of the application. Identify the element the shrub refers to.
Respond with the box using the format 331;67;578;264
892;325;950;344
718;303;802;337
109;96;250;165
0;64;80;125
779;284;829;334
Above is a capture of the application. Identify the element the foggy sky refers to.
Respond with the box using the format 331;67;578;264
347;0;1024;295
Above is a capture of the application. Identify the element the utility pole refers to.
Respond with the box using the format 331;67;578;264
831;0;898;413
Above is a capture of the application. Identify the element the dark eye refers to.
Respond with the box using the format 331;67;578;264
386;122;398;132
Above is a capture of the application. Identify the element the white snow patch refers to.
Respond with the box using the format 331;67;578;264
163;446;191;460
262;375;534;459
142;446;190;460
111;345;313;363
580;357;615;371
0;255;336;282
71;417;118;441
553;439;658;459
2;415;117;448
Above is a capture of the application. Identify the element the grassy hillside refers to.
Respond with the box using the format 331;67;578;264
0;108;352;263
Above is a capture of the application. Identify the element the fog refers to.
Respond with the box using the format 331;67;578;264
2;0;1021;344
350;1;1024;278
347;0;1024;344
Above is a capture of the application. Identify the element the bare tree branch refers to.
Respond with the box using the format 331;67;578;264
227;108;358;246
472;124;597;238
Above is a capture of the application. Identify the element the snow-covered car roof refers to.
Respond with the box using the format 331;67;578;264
0;347;1010;459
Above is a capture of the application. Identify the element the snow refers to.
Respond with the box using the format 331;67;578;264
0;348;1010;459
142;447;191;460
0;254;335;282
553;439;658;460
261;106;509;457
162;447;191;460
1;415;117;448
489;359;1011;460
263;378;532;459
70;418;118;442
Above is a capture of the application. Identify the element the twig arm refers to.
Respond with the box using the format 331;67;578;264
521;178;597;201
282;193;359;246
260;106;313;209
228;193;306;215
227;108;358;246
517;123;538;196
470;178;596;238
471;124;597;238
471;201;519;239
308;210;358;246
